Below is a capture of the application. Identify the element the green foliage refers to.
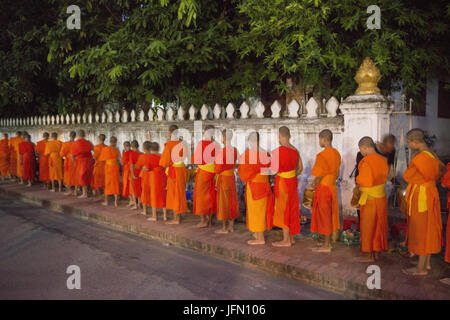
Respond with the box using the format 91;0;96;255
0;0;448;117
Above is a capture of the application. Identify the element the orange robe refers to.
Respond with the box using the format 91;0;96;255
215;146;239;221
8;136;18;176
0;138;10;177
60;141;76;186
356;153;389;252
122;150;132;197
137;153;166;208
12;137;24;178
159;140;188;214
36;140;50;182
442;162;450;263
91;143;106;189
128;150;142;198
69;138;93;187
191;140;219;216
403;151;442;256
99;146;120;195
238;149;273;233
18;141;35;181
44;140;63;181
311;147;341;236
270;146;300;235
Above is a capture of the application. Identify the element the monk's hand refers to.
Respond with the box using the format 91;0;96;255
306;183;315;191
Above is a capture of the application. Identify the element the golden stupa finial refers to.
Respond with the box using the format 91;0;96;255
354;57;381;95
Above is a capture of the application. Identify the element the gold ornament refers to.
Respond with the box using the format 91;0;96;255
354;57;381;95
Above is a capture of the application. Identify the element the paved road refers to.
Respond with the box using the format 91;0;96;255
0;195;345;299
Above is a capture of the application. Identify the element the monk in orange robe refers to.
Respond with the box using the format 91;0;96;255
355;137;389;262
214;129;239;234
18;133;35;187
270;126;303;247
122;141;133;206
238;131;273;245
45;132;63;192
440;162;450;285
129;140;142;210
61;131;77;195
402;128;443;276
91;134;106;196
160;124;188;224
12;132;25;184
69;130;93;198
99;136;121;207
138;141;167;220
192;125;219;228
8;131;22;180
308;129;341;253
36;132;50;189
0;133;10;179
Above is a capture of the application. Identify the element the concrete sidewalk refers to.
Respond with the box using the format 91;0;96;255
0;181;449;300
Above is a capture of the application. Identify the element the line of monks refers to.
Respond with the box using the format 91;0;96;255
0;126;448;280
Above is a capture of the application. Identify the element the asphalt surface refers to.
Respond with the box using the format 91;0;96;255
0;195;345;299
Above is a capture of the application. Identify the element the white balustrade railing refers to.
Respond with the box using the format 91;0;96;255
0;97;346;127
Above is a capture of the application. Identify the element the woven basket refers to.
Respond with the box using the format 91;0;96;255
302;189;315;210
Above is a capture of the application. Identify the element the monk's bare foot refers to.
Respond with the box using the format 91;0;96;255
50;189;55;192
272;241;291;247
196;222;208;228
78;194;88;199
353;256;375;263
114;202;118;208
253;233;258;239
439;278;450;285
147;216;157;221
215;229;228;234
127;202;134;207
290;237;295;245
228;227;234;233
312;246;331;253
26;183;31;187
247;239;265;245
166;219;180;225
402;267;427;276
101;201;108;206
163;215;167;221
64;191;71;196
131;205;138;210
19;181;23;185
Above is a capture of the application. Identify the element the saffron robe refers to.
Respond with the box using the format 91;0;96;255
442;162;450;263
215;146;239;221
356;153;389;252
8;137;17;176
137;153;166;208
403;151;442;256
12;136;24;178
191;140;219;216
122;150;132;197
69;138;93;187
18;141;35;181
270;146;300;236
0;138;10;176
159;140;188;214
44;140;63;181
36;139;50;181
311;147;341;236
60;141;76;186
128;150;142;198
238;149;273;233
91;143;106;189
99;146;120;195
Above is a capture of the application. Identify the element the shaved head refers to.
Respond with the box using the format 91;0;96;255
77;130;85;138
3;133;8;138
123;141;130;147
110;136;117;144
98;134;106;142
383;134;396;145
51;132;58;139
131;140;139;149
222;129;233;141
406;128;425;143
143;141;152;151
150;142;160;152
69;131;76;139
43;132;49;139
358;136;375;148
169;125;178;133
319;129;333;142
279;126;291;138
